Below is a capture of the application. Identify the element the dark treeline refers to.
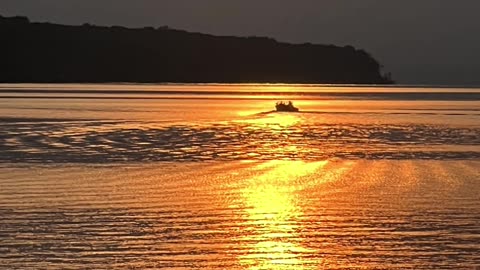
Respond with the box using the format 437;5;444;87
0;15;393;84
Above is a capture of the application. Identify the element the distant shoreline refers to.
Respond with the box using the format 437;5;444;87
1;15;393;84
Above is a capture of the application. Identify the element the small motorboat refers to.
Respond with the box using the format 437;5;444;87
275;101;299;112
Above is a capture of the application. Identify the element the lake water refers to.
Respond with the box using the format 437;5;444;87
0;84;479;269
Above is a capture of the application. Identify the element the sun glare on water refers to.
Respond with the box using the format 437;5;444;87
236;160;330;269
237;113;301;127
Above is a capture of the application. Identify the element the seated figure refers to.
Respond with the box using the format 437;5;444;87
275;101;299;112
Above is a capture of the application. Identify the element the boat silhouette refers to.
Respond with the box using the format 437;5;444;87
275;101;299;112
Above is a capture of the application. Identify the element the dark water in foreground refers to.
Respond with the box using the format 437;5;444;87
0;84;479;269
1;118;480;163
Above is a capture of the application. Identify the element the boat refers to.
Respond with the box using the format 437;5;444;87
275;101;299;112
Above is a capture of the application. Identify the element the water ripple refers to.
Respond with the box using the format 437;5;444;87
0;161;479;269
0;117;479;163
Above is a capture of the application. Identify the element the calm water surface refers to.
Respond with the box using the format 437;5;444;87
0;84;479;269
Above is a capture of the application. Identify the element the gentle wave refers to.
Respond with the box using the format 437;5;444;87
1;84;480;269
1;116;479;163
1;161;479;269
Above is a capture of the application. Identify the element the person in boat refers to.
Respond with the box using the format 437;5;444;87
275;101;299;112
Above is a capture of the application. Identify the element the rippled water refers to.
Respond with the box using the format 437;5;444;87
1;118;480;163
0;84;479;269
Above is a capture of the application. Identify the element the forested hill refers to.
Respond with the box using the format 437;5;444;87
0;15;393;84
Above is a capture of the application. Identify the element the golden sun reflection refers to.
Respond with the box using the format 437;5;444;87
237;113;301;127
235;113;311;159
237;160;328;269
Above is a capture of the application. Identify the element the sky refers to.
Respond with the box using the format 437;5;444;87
2;0;480;85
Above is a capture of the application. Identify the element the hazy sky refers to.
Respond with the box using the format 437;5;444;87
2;0;480;85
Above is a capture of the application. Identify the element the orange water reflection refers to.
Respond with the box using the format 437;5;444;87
238;113;301;127
235;113;316;160
236;160;329;269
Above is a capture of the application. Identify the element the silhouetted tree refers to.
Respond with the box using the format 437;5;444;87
0;15;394;84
